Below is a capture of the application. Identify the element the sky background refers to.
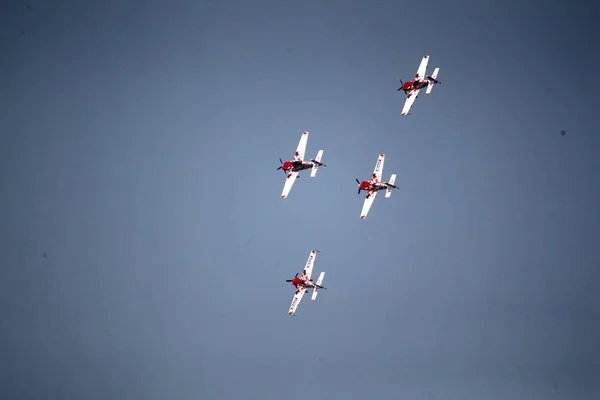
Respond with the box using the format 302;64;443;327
1;0;599;399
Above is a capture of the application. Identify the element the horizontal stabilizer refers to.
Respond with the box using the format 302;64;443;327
310;150;324;177
315;271;325;286
311;272;325;300
385;174;397;198
426;67;440;94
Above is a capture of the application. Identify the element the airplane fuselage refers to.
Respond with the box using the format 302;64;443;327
400;79;429;94
293;283;324;294
289;276;324;293
359;180;390;193
281;160;313;173
374;183;389;191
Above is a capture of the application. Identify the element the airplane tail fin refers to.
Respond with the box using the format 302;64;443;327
311;272;325;300
310;150;325;177
426;67;440;94
385;174;397;198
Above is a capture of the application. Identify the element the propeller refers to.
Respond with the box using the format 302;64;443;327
356;178;361;194
277;158;288;174
285;272;299;283
397;78;403;91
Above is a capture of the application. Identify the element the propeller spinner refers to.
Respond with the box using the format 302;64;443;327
397;78;403;91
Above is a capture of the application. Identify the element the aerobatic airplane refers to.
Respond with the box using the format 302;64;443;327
356;153;398;219
285;250;326;316
277;131;326;199
398;55;441;116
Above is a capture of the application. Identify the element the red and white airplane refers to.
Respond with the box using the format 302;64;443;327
277;131;326;199
356;153;398;219
285;250;326;316
398;55;441;116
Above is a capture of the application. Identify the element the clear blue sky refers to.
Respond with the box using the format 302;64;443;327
1;0;599;399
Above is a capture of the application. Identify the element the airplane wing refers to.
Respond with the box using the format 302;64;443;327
302;250;318;281
288;287;307;316
360;190;378;219
293;131;309;162
281;171;299;199
415;55;429;80
401;89;420;116
372;153;385;182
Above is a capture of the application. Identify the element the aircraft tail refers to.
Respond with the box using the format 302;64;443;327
425;67;440;94
311;272;325;300
310;150;325;177
385;174;397;198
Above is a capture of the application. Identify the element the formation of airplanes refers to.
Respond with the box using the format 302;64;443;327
278;55;441;315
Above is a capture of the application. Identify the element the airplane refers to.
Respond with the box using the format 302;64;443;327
397;55;441;116
277;131;326;199
285;250;326;316
356;153;398;219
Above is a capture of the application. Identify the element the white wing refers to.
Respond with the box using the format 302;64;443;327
294;131;309;161
281;171;299;199
401;89;420;116
360;191;378;219
415;55;429;80
288;287;306;316
302;250;317;281
372;153;385;182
